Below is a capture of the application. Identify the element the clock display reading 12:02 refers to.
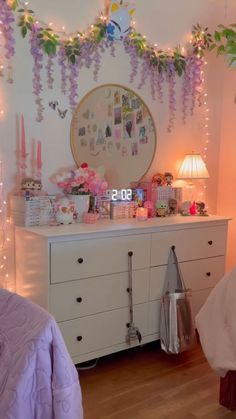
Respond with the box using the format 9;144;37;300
111;189;132;201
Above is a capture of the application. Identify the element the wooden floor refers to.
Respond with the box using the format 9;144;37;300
78;342;236;419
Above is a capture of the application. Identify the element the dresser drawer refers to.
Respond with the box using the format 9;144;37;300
149;256;225;301
58;303;149;357
50;269;149;321
50;234;150;284
148;300;161;336
151;225;227;266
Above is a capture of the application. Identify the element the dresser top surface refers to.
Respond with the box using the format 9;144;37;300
15;215;230;240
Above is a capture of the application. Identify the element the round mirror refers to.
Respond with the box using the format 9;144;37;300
70;84;156;188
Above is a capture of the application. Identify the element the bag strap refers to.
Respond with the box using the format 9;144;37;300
170;245;187;291
162;245;187;294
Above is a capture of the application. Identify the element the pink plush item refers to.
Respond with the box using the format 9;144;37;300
144;200;155;218
0;288;83;419
196;267;236;378
83;212;99;223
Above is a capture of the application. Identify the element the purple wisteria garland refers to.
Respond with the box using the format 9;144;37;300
0;0;15;82
58;45;67;95
29;28;44;122
1;2;213;129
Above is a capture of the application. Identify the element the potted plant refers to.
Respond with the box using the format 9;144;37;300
51;163;108;222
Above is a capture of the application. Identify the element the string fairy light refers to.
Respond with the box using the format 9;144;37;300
16;0;110;39
0;18;5;79
0;160;11;290
197;59;210;208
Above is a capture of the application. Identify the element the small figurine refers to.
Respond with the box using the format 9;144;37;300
144;201;155;218
156;201;168;217
168;198;178;215
21;177;35;197
164;172;174;186
34;179;42;192
33;179;44;196
196;201;208;216
180;201;191;216
55;197;75;225
152;173;165;186
21;177;35;191
189;201;197;215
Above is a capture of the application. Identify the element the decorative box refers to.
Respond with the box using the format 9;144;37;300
131;182;182;204
130;181;152;201
10;195;56;227
83;212;99;224
152;186;182;205
131;188;146;207
110;201;135;220
93;196;111;219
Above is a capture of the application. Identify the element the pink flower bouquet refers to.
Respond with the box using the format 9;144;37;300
51;163;108;196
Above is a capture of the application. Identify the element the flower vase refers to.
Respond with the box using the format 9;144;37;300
69;194;90;222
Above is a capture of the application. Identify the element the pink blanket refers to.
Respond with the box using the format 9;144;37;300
196;267;236;377
0;288;83;419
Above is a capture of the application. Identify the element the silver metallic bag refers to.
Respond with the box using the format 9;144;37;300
160;245;196;354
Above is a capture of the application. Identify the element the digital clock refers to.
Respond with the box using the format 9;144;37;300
106;188;133;201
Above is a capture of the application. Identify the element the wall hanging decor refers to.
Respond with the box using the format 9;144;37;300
2;1;235;126
70;84;156;188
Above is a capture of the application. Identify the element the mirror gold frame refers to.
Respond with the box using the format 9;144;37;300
70;84;157;188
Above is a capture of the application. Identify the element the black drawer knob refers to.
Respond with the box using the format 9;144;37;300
208;240;213;246
126;322;130;328
128;251;133;257
77;258;84;264
76;336;83;342
206;272;211;277
76;297;82;303
126;287;130;293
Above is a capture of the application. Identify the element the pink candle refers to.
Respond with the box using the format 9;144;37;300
37;140;42;171
21;114;26;158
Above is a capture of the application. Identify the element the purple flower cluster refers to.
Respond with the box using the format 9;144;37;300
58;44;67;94
45;55;55;89
189;56;204;115
166;59;176;133
0;0;15;81
138;53;150;90
124;41;205;129
68;60;79;111
182;56;192;124
0;0;15;59
30;28;44;122
124;40;139;83
93;48;102;81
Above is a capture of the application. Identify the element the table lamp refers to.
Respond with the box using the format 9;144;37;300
177;152;210;206
177;152;210;187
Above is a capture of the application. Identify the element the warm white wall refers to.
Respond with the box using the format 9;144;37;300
217;1;236;272
0;0;228;284
0;0;225;207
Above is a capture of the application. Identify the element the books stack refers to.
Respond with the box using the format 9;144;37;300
10;195;56;227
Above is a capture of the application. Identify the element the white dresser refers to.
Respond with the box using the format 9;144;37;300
15;215;229;363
